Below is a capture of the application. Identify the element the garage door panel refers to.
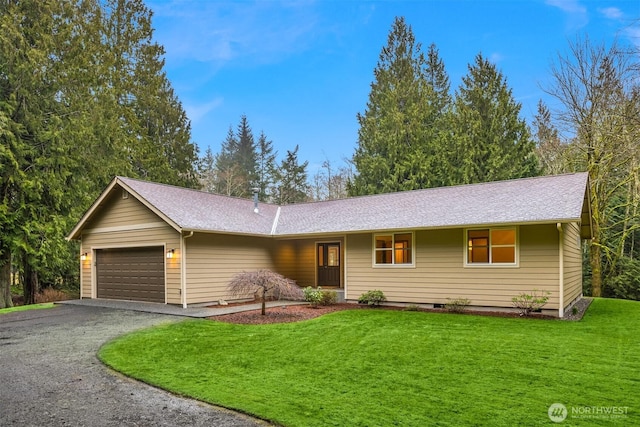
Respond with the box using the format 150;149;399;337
96;247;165;303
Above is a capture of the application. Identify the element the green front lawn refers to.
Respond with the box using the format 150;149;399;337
99;299;639;426
0;302;56;314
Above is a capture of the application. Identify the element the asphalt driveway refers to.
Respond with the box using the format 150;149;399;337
0;304;267;426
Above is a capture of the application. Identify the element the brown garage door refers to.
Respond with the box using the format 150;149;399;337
96;247;165;303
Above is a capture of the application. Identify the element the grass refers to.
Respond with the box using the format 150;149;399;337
0;302;56;314
99;298;639;426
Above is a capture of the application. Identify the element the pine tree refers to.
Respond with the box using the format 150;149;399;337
451;53;538;184
273;145;309;204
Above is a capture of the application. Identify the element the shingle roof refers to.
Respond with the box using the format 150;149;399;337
68;172;591;240
118;177;279;235
274;172;591;236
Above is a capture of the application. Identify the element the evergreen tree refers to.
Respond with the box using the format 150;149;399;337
214;126;243;196
0;0;199;307
273;145;309;204
256;131;277;202
351;17;452;195
198;147;217;193
423;43;454;187
212;116;259;198
450;53;538;184
235;115;258;195
532;100;566;175
351;17;429;195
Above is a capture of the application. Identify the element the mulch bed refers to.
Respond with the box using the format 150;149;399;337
211;297;593;325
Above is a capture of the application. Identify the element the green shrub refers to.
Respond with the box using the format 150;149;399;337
404;304;419;312
358;290;387;306
604;256;640;301
320;289;338;306
303;286;323;308
445;298;471;313
512;290;550;316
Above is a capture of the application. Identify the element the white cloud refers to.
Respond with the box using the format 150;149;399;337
489;52;504;64
148;1;320;68
624;26;640;50
184;98;224;124
598;7;623;20
545;0;588;29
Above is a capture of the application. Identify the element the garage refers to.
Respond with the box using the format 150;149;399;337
96;247;165;303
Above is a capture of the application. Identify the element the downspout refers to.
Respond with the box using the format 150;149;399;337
181;231;194;308
79;237;83;299
557;223;564;318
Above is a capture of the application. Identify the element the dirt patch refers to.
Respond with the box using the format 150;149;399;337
212;303;364;324
210;301;581;325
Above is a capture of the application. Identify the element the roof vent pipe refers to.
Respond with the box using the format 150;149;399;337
252;188;260;214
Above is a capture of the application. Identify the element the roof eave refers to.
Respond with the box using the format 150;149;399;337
66;177;183;241
271;218;586;238
580;175;594;239
117;178;183;234
66;177;121;241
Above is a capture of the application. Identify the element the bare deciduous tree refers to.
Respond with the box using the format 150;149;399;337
227;270;304;315
544;36;640;296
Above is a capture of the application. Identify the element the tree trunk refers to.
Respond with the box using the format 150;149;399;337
0;247;13;309
23;256;39;305
261;288;266;315
590;217;603;297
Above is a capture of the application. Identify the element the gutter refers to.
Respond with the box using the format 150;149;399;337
557;223;564;318
181;231;194;308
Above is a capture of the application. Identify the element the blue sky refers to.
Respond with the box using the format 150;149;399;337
146;0;639;174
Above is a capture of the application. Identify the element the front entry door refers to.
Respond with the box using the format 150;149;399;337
317;242;341;287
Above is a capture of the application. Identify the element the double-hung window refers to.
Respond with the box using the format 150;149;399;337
466;228;516;265
374;232;413;266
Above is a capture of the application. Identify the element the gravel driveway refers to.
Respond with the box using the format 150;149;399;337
0;304;267;426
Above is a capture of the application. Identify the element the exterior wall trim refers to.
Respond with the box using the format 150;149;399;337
557;222;564;317
462;226;520;268
371;231;416;268
314;237;347;288
89;242;168;302
181;231;194;308
83;221;168;235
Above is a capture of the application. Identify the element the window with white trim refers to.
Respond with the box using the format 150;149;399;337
374;232;413;265
466;228;516;265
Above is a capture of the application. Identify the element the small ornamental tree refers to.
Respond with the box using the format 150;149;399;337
227;270;304;315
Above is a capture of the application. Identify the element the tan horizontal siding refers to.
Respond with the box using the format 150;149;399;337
185;233;275;305
83;191;161;230
564;222;583;307
294;239;317;286
273;241;298;280
345;224;560;309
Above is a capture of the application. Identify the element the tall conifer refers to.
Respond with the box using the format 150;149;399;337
450;54;538;184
